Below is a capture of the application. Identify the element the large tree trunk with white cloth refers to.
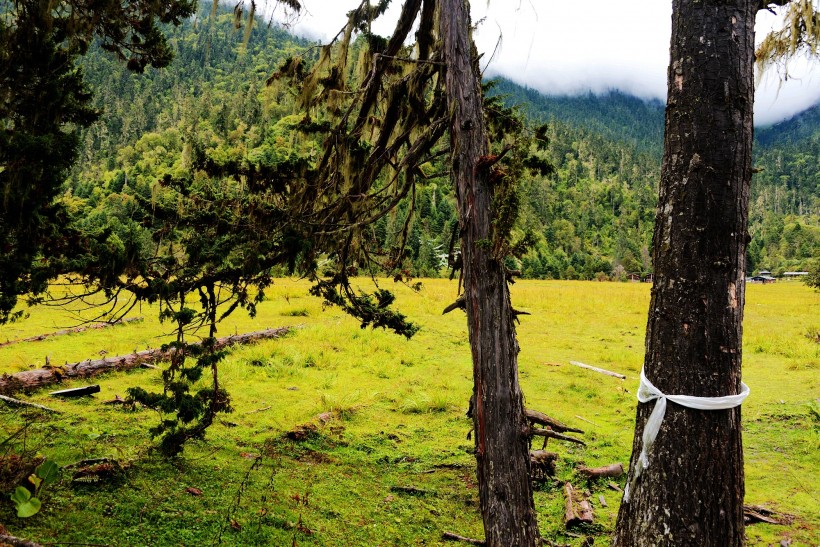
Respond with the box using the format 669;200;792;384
439;0;540;544
613;0;756;544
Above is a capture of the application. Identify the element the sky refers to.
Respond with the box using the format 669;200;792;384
264;0;820;126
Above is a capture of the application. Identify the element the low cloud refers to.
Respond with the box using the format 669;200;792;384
267;0;820;126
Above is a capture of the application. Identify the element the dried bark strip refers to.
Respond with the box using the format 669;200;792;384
442;531;485;545
530;450;558;480
0;317;143;348
0;327;291;395
744;504;792;525
574;415;598;426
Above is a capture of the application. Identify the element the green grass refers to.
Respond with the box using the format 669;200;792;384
0;279;817;545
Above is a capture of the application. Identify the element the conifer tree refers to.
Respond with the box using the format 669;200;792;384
0;0;196;323
614;1;805;543
261;1;553;542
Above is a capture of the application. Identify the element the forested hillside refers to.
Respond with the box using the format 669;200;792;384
490;80;665;157
68;4;817;280
751;108;820;272
491;79;818;275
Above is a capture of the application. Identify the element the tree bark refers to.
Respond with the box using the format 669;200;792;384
439;0;540;544
614;1;755;545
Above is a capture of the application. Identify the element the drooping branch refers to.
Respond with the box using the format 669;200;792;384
0;395;60;413
756;0;820;77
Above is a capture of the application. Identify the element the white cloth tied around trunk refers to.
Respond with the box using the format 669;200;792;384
623;367;750;502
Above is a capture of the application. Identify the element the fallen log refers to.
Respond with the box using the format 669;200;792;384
442;531;484;545
0;317;143;348
743;504;792;525
0;327;291;395
50;385;101;398
0;394;60;413
0;533;42;547
529;428;586;446
569;360;626;380
525;409;583;434
577;462;624;479
563;482;594;528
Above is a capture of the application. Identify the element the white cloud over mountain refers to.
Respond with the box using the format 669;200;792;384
266;0;820;126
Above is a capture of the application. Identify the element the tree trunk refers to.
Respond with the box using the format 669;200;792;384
614;1;755;545
439;1;540;545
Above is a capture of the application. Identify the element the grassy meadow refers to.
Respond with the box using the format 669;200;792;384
0;279;817;545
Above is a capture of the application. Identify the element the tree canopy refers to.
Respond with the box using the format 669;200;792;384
0;0;197;323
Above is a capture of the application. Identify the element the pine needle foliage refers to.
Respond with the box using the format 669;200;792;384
2;0;552;455
127;300;232;458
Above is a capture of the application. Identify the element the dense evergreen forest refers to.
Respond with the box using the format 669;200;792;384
68;4;818;281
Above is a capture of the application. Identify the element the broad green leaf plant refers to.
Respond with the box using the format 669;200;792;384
9;459;60;518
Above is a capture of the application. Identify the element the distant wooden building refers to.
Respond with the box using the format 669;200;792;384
642;273;654;283
783;271;809;278
748;275;776;284
627;273;641;282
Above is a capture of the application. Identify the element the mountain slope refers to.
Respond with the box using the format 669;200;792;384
490;79;665;157
70;5;816;279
